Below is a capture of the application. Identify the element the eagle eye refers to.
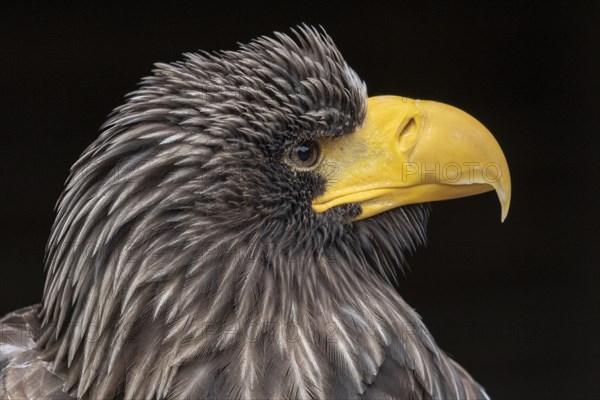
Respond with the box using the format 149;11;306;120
287;142;320;169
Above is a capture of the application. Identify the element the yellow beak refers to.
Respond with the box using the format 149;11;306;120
312;96;511;221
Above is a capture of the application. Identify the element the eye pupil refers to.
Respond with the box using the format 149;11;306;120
288;142;320;168
297;146;311;162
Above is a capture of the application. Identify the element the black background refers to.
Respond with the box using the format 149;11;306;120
1;2;598;399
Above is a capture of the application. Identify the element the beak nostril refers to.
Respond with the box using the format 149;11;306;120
397;117;419;154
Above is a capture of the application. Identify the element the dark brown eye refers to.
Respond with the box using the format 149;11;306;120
288;142;320;169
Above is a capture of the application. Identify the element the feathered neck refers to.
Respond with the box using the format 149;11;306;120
37;195;438;399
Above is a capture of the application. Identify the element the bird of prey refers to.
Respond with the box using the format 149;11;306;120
0;26;510;399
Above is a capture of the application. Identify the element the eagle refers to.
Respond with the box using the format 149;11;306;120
0;26;510;399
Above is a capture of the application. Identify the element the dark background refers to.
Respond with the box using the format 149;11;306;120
1;2;598;399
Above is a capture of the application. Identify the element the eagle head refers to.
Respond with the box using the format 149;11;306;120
36;26;509;399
